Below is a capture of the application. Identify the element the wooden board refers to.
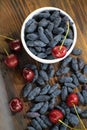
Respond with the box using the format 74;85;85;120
0;0;87;130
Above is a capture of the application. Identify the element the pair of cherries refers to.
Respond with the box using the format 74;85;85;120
49;93;87;130
4;39;21;68
8;69;34;113
49;93;78;124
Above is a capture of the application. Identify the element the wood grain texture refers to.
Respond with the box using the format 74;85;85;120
0;0;87;130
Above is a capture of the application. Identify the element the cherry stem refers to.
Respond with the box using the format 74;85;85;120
4;48;9;56
59;119;81;130
60;21;70;50
0;34;15;41
73;104;86;130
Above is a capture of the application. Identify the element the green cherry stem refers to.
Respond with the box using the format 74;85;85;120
0;34;15;41
59;119;81;130
60;21;70;50
73;104;86;130
4;48;9;56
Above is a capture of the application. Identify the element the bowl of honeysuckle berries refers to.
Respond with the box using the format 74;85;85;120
21;7;77;64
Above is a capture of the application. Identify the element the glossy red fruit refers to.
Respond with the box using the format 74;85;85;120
9;40;22;51
23;68;34;82
66;93;79;107
9;98;23;113
52;45;67;58
49;109;64;124
4;54;18;68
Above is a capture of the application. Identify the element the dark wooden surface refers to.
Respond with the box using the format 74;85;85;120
0;0;87;130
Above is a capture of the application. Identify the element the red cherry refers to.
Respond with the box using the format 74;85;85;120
23;68;35;82
66;93;79;107
52;45;67;58
9;97;23;113
49;109;64;124
9;40;22;51
4;54;18;68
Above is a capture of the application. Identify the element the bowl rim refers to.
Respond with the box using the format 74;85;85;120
21;7;77;64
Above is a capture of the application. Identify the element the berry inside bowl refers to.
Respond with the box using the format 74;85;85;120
21;7;77;64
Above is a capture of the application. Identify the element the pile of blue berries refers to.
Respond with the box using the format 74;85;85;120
22;48;87;130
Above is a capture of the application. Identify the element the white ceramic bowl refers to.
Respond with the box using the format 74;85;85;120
21;7;77;64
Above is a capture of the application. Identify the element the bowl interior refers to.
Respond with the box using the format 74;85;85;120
21;7;77;64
